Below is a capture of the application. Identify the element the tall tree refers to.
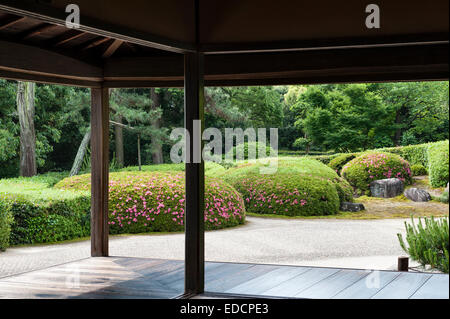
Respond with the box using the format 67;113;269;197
16;81;37;177
149;88;163;164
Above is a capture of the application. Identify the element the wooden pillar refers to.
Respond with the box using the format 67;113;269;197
90;87;109;257
184;52;205;294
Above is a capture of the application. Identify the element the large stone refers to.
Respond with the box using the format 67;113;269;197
370;178;404;198
340;202;365;212
404;188;432;202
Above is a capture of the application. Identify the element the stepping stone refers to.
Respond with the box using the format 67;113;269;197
404;188;432;202
340;202;365;212
370;178;404;198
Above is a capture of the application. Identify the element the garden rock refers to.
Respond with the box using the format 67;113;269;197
370;178;404;198
340;202;365;212
404;188;432;202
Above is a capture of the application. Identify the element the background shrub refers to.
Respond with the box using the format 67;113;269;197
224;141;276;162
341;152;413;194
0;201;13;251
328;153;357;176
377;143;431;167
0;179;90;245
411;164;428;177
207;157;352;216
398;216;449;273
56;171;246;233
428;140;449;188
439;191;449;204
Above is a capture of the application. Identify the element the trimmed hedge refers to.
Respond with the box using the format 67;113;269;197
55;171;246;233
0;201;13;251
0;180;90;245
428;140;449;188
342;152;413;194
328;153;357;176
411;164;428;177
376;142;436;167
225;142;276;161
207;157;352;216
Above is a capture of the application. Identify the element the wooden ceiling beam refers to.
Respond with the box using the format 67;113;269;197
0;15;25;30
0;39;103;84
52;30;86;46
102;39;124;58
22;23;57;40
82;37;111;51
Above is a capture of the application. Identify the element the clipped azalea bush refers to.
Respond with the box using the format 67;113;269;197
328;153;357;176
55;171;245;233
341;152;413;194
207;157;352;216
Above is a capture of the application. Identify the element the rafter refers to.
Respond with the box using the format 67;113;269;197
82;37;111;51
52;30;85;47
22;23;56;40
0;15;25;30
102;39;123;58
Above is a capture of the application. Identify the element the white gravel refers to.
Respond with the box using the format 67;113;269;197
0;217;414;278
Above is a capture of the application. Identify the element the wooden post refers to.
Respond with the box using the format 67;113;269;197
398;256;409;272
184;52;205;295
90;87;109;257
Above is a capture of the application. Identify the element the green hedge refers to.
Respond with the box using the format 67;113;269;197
428;140;449;188
411;164;428;177
0;180;90;245
342;152;413;194
328;153;357;176
225;142;276;161
0;201;13;251
376;142;435;167
56;171;246;233
398;217;449;273
207;157;352;216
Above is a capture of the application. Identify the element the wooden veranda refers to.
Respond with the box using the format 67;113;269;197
0;0;448;298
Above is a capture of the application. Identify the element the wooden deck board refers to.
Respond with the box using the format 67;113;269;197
409;274;450;299
332;271;401;299
371;272;432;299
295;269;370;299
0;257;447;299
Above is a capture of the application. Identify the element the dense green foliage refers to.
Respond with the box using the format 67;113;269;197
398;217;449;273
1;80;448;180
287;82;449;153
55;171;246;233
411;164;428;177
0;201;13;251
328;153;357;176
377;143;432;167
225;142;276;161
207;157;352;216
341;152;413;194
428;140;449;188
0;178;90;245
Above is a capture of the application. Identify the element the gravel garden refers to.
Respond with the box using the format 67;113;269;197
1;140;448;272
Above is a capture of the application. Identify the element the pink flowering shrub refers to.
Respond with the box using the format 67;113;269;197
209;158;348;216
341;152;413;194
55;172;245;233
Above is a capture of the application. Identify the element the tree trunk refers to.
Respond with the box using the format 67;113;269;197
114;114;124;168
69;128;91;176
17;81;37;177
394;110;403;146
150;88;164;164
